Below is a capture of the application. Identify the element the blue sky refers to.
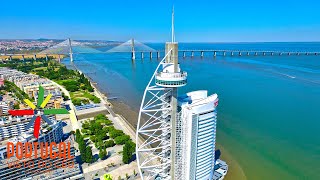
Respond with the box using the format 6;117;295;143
0;0;319;42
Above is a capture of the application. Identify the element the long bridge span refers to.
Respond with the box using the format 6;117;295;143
1;38;319;62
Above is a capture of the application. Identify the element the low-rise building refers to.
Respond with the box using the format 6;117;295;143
0;101;12;116
0;120;63;160
0;115;55;140
0;128;83;180
0;67;64;108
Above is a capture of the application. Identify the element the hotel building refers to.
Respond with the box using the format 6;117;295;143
177;90;224;180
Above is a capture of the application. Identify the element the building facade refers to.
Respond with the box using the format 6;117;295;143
0;115;55;140
0;67;63;105
178;90;219;180
0;102;10;115
0;123;83;180
0;120;63;160
0;138;83;180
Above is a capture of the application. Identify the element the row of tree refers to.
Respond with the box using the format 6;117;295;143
75;129;93;163
4;80;29;103
76;114;136;164
79;73;94;92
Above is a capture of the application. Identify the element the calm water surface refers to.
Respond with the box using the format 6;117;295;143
64;42;320;180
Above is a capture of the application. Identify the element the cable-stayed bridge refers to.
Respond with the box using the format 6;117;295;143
2;38;320;62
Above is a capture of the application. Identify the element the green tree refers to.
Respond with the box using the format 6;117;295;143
105;140;115;148
114;135;131;145
79;141;86;158
81;99;89;104
72;98;82;106
75;129;81;142
82;121;90;129
109;128;124;139
89;121;103;133
81;129;88;134
87;86;94;92
13;103;20;109
90;135;97;143
99;148;107;160
85;146;93;163
76;130;86;163
62;93;70;101
95;114;106;120
96;129;108;141
96;140;105;149
122;140;136;164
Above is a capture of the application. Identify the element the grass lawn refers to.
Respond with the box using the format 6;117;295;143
55;79;78;85
71;90;101;103
33;67;47;71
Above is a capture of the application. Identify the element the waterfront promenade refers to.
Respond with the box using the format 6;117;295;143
91;81;139;143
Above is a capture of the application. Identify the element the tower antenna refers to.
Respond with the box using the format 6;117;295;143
172;6;175;42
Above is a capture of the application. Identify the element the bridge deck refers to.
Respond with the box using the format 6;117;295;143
2;50;320;55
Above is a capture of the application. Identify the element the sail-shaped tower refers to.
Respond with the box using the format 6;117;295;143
135;7;226;180
136;7;187;180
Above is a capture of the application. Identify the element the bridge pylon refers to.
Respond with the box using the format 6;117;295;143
131;38;136;60
68;38;74;62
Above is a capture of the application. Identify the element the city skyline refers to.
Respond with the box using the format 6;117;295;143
1;0;320;42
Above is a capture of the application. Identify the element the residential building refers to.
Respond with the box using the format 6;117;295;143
0;115;55;140
0;101;11;116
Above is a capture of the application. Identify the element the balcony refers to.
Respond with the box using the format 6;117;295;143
155;72;187;87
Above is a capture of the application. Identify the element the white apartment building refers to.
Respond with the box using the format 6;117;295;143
177;90;220;180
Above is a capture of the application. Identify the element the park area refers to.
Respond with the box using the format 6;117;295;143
75;114;135;164
0;58;101;106
75;114;137;179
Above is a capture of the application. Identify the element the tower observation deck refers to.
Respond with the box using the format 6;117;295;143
155;44;187;87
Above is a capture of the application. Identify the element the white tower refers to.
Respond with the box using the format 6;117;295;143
178;91;219;180
136;7;187;180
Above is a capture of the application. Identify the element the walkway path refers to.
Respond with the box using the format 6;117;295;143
104;162;139;180
52;81;80;131
83;154;121;174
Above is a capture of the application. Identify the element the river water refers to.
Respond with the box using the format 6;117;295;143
64;42;320;180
